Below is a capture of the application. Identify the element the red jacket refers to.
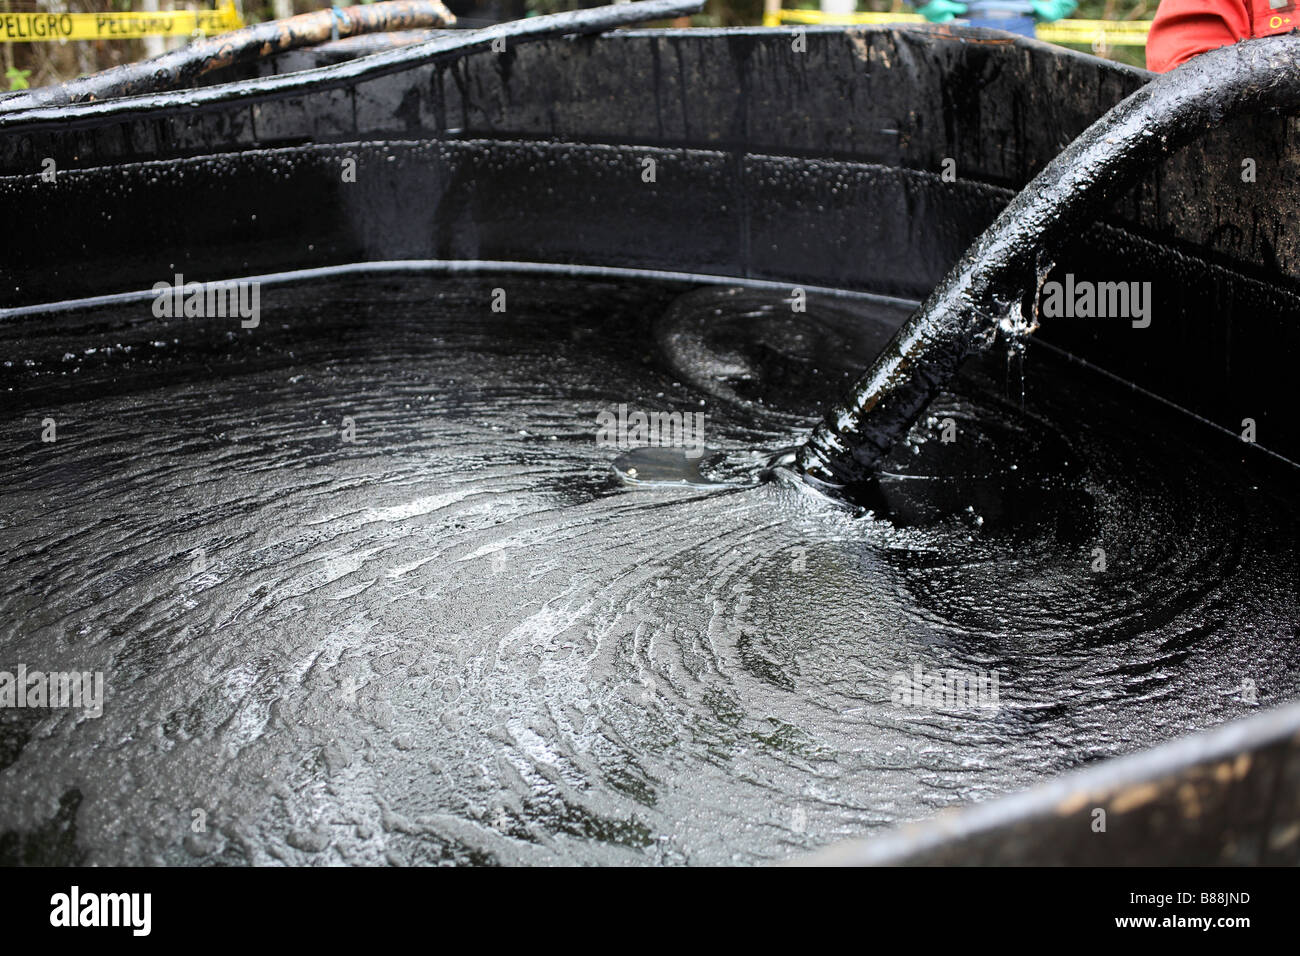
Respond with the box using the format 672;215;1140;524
1147;0;1298;71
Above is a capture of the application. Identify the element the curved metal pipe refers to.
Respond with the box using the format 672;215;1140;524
800;699;1300;865
0;1;457;109
0;0;703;114
796;33;1300;493
0;0;705;125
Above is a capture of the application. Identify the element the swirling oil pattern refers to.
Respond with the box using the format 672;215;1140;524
0;272;1296;865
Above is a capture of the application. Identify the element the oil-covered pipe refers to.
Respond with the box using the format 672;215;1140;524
1;1;458;109
1;0;704;112
796;33;1300;494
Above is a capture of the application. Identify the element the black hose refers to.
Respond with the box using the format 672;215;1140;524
795;32;1300;494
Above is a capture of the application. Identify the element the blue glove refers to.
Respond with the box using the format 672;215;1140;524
915;0;970;22
1030;0;1077;22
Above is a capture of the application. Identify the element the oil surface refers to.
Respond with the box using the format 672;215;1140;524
1;271;1296;865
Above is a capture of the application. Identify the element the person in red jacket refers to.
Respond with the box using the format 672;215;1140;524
1147;0;1299;71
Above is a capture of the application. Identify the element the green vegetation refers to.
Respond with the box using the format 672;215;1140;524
6;66;32;90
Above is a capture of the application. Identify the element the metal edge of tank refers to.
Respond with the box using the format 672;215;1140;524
797;700;1300;865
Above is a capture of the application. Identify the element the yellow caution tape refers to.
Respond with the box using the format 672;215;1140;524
0;2;243;42
764;10;924;25
1037;19;1151;45
764;9;1152;47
